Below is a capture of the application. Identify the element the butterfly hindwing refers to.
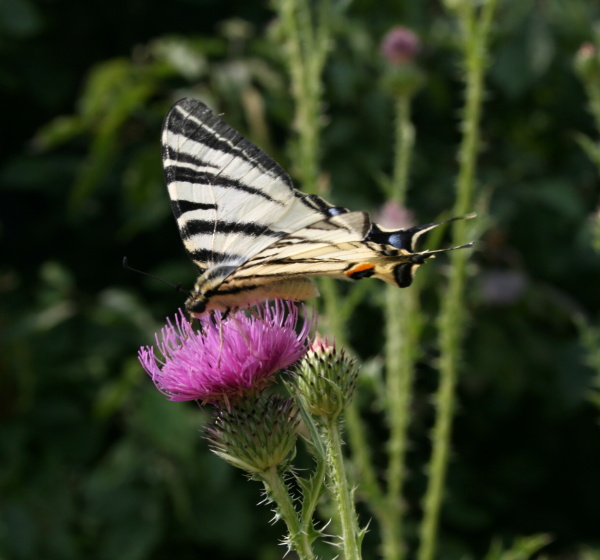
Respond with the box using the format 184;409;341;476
227;211;417;287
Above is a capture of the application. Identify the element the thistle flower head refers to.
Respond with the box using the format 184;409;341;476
381;26;420;65
380;26;425;98
294;336;359;420
139;300;314;405
205;393;299;475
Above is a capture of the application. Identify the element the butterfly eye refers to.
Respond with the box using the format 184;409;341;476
188;299;207;315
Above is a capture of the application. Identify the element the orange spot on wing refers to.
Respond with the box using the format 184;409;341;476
345;263;375;277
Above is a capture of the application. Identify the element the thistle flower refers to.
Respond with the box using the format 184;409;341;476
139;300;314;405
380;26;425;98
381;26;420;65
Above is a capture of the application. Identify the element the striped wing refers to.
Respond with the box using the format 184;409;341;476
162;99;345;276
220;212;421;292
201;211;372;311
162;98;474;315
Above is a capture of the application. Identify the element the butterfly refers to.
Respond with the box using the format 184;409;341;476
162;98;473;316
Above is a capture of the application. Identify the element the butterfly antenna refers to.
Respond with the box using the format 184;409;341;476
420;241;475;256
424;213;477;254
122;257;190;295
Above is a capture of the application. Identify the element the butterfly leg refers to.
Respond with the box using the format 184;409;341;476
221;307;232;322
185;314;201;337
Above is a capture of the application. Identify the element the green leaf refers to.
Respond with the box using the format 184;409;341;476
33;115;86;150
483;535;552;560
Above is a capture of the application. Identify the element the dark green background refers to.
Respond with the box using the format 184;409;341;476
2;1;600;559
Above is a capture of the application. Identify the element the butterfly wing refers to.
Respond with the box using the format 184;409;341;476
214;210;472;310
162;98;345;277
162;98;473;314
214;211;425;303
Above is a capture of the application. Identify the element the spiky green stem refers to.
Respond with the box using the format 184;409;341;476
277;0;331;194
380;94;420;560
417;3;497;560
260;466;316;560
391;95;414;203
323;417;363;560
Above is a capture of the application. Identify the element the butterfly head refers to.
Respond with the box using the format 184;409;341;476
186;295;207;316
368;213;476;288
184;264;239;316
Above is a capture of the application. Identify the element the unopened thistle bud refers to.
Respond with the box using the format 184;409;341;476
205;393;299;475
381;26;420;65
380;26;425;98
294;337;359;420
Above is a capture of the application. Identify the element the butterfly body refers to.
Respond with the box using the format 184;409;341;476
162;98;473;316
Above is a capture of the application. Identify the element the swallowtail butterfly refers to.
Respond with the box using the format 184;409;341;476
162;98;473;316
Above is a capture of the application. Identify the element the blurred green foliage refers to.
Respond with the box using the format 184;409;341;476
1;1;600;559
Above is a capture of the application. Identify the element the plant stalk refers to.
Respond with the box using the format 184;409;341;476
323;417;362;560
261;466;316;560
417;3;497;560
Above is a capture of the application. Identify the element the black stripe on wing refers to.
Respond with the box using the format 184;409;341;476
299;193;350;217
170;200;217;220
164;167;281;204
188;248;244;267
164;98;295;188
180;219;285;240
163;150;219;170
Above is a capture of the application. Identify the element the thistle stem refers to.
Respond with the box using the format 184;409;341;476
323;417;362;560
380;91;419;560
260;466;316;560
417;3;497;560
277;0;331;194
392;95;414;204
383;285;421;560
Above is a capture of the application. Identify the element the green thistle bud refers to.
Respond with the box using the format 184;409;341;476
380;26;425;99
381;64;426;98
294;337;359;420
205;393;299;475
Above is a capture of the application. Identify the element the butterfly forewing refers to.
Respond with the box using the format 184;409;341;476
162;99;333;273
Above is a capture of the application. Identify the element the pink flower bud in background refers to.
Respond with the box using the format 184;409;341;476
380;27;425;97
381;26;420;65
374;200;414;229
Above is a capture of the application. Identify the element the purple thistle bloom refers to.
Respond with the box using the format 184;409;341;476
381;26;420;65
139;300;314;405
